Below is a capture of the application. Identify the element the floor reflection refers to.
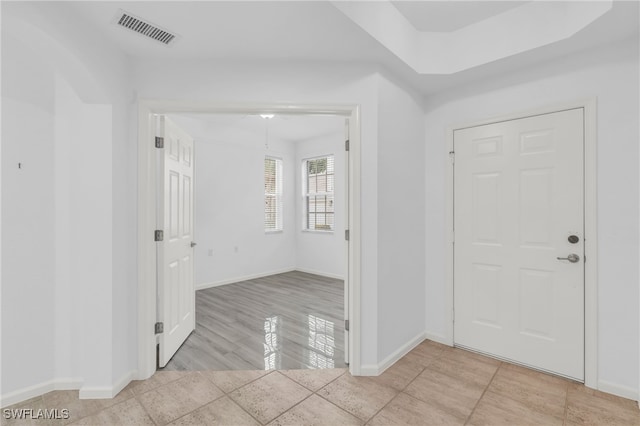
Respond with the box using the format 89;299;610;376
307;315;336;368
263;316;281;370
261;314;338;369
163;272;346;371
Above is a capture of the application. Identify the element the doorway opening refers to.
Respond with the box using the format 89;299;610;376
137;101;362;380
159;112;348;371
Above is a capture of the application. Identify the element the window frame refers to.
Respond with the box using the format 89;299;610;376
302;154;335;233
264;156;283;233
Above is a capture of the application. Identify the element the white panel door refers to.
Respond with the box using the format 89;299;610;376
454;108;584;380
158;116;195;367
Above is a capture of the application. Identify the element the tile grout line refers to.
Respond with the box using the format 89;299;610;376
296;370;362;421
265;369;350;424
463;361;502;426
133;393;162;426
134;372;220;425
364;346;449;425
363;364;430;425
129;371;190;397
214;370;276;426
295;368;349;393
267;391;317;425
562;382;570;426
253;371;308;426
197;368;352;425
360;344;448;424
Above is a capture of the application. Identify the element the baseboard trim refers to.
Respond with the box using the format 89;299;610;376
79;386;113;400
79;370;137;400
377;331;427;375
358;331;427;376
196;268;296;290
424;331;451;347
358;365;378;376
111;370;137;398
294;268;344;280
1;377;83;408
597;380;639;401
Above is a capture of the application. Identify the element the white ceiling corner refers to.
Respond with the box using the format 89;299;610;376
332;0;615;75
391;1;529;33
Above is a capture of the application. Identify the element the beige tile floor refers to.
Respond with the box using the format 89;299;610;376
3;340;639;425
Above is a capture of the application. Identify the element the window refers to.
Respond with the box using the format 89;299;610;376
264;156;283;231
303;156;334;231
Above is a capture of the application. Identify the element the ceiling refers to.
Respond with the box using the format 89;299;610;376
391;1;529;32
68;2;388;62
65;1;639;95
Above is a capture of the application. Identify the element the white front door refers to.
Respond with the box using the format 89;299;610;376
454;108;585;380
158;116;196;367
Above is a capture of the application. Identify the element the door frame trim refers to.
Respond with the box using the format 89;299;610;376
445;98;598;389
137;100;362;379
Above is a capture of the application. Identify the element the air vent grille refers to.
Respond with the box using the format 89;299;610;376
115;11;177;45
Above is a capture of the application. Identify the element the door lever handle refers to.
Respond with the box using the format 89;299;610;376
557;254;580;263
190;242;197;248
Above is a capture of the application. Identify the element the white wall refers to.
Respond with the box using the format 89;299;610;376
169;116;298;287
295;130;346;279
2;34;57;398
376;73;427;364
171;114;347;285
424;37;639;398
1;2;132;403
55;77;114;397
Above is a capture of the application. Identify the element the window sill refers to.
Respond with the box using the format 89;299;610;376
301;229;334;234
265;230;284;235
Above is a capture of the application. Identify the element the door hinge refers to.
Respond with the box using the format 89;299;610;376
345;229;350;241
345;139;350;152
155;136;164;149
155;322;164;334
449;150;455;163
154;230;164;242
345;319;349;331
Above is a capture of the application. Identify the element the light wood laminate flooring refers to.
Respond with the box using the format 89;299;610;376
162;271;346;371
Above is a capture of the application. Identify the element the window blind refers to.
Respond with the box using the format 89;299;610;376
264;156;283;231
304;155;334;231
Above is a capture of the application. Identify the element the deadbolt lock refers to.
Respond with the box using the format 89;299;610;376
568;235;579;244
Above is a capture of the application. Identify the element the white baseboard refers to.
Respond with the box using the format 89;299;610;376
1;377;83;408
196;267;296;290
377;331;427;375
79;386;113;400
358;364;379;376
358;331;427;376
424;331;452;347
196;267;345;290
79;370;137;399
597;380;639;401
1;371;138;406
294;268;344;280
111;370;136;398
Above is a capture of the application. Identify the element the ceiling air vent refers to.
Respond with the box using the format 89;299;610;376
114;10;179;46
